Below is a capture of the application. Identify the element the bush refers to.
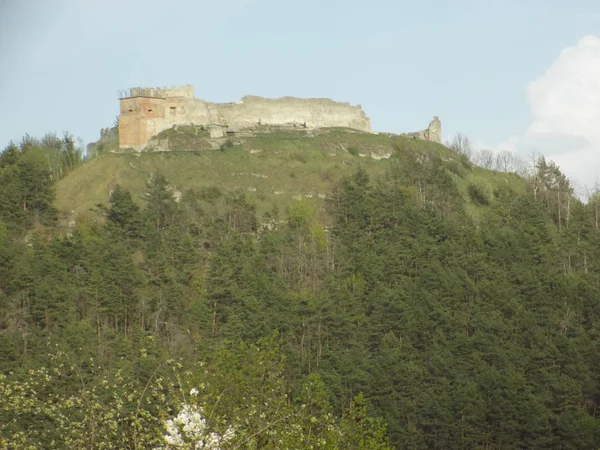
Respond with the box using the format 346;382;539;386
320;168;334;182
199;186;222;202
468;183;489;205
459;154;472;170
446;161;466;177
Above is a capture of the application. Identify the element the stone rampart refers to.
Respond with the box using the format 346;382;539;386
118;85;371;151
117;85;441;151
164;85;195;99
210;96;370;131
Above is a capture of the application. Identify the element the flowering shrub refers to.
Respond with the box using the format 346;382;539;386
0;337;390;449
159;390;235;449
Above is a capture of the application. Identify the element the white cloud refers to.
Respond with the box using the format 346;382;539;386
503;35;600;192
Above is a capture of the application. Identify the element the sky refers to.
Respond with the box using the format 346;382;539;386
1;0;600;192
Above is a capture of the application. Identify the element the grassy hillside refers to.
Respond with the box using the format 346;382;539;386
56;127;527;224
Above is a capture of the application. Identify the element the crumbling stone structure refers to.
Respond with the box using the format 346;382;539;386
116;85;441;151
118;85;372;151
403;116;442;144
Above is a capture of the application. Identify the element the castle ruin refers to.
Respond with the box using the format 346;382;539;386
402;116;442;144
118;85;372;151
117;85;441;151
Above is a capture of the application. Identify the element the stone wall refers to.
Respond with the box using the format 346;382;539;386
164;85;195;99
209;96;371;132
118;85;371;151
117;85;441;151
402;116;442;144
119;97;168;151
427;116;441;143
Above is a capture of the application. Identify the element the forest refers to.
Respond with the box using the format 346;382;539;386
1;132;600;449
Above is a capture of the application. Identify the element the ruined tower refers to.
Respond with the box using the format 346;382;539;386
403;116;442;143
118;86;197;151
427;116;441;143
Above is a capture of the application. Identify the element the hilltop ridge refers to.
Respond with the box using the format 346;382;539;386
59;127;524;229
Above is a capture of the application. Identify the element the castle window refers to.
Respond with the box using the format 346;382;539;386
170;106;176;110
148;109;153;112
128;109;133;112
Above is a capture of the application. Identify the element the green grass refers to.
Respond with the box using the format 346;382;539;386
56;128;529;226
149;125;212;150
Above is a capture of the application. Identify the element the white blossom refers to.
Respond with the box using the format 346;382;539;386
158;402;235;449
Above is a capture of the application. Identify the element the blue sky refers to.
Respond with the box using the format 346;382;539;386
1;0;600;189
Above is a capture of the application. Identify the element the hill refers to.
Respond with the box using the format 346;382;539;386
5;126;600;448
55;127;526;226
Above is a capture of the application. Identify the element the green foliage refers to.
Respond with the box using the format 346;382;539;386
468;182;489;205
340;393;390;449
107;185;142;237
0;346;175;448
145;173;179;230
0;335;390;449
153;125;211;151
175;334;391;449
3;130;600;449
0;144;58;230
446;159;467;177
288;198;316;229
459;153;472;170
199;185;223;202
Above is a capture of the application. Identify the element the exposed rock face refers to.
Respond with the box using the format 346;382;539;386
118;85;372;152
